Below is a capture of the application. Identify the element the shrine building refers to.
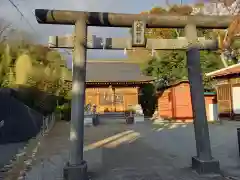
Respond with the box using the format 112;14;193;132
206;63;240;120
65;61;153;113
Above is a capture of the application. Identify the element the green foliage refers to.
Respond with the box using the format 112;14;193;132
0;20;72;115
141;50;223;91
137;5;226;91
0;26;72;114
140;5;214;39
0;42;71;95
141;51;187;88
56;102;71;111
199;51;223;90
139;83;157;117
0;44;15;87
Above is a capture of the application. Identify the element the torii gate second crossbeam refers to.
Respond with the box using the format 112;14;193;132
48;35;219;50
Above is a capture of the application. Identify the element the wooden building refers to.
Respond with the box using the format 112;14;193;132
157;81;217;122
206;63;240;120
65;61;153;113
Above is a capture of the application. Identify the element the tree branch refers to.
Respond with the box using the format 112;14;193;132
0;19;12;43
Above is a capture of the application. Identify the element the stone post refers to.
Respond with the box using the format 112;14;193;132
185;24;220;174
63;20;88;180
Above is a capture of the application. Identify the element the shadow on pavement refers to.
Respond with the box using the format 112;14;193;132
85;123;225;180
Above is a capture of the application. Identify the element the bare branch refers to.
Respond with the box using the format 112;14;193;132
0;18;12;43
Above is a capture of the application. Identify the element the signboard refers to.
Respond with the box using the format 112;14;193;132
132;20;146;47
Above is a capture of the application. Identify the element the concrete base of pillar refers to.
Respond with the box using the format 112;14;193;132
63;161;88;180
192;156;220;174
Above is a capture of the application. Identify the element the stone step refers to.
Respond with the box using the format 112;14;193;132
98;113;125;119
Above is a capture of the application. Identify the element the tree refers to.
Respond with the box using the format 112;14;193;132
192;0;240;66
0;19;70;114
128;5;215;62
141;50;223;91
141;7;177;39
134;5;227;91
0;28;70;97
143;5;213;39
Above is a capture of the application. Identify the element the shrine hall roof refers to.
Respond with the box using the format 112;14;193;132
85;61;153;82
206;63;240;77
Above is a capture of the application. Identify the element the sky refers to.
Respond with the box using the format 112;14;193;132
0;0;195;66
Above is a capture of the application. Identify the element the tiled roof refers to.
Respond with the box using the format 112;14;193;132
85;61;153;82
206;63;240;77
65;61;153;82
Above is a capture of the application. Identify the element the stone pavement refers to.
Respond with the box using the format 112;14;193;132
23;120;240;180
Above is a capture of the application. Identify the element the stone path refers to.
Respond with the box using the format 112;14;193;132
23;120;240;180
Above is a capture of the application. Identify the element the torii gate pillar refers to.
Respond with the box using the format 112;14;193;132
185;24;220;174
63;20;88;180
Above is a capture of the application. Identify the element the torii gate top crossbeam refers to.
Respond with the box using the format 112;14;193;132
35;9;233;29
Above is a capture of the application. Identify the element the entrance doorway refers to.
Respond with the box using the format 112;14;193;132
99;89;124;112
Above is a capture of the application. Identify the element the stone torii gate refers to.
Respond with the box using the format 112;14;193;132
35;9;233;179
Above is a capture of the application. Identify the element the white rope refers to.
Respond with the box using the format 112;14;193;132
151;49;156;57
223;29;228;44
124;48;127;55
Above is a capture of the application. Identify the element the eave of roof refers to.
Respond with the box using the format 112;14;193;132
205;63;240;78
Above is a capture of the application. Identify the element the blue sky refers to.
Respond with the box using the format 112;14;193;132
0;0;195;64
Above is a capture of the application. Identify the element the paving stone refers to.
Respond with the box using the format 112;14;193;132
24;121;240;180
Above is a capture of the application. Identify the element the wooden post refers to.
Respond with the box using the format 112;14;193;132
63;20;88;180
185;24;220;174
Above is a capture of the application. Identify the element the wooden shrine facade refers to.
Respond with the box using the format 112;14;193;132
66;61;153;113
206;64;240;120
86;84;142;113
